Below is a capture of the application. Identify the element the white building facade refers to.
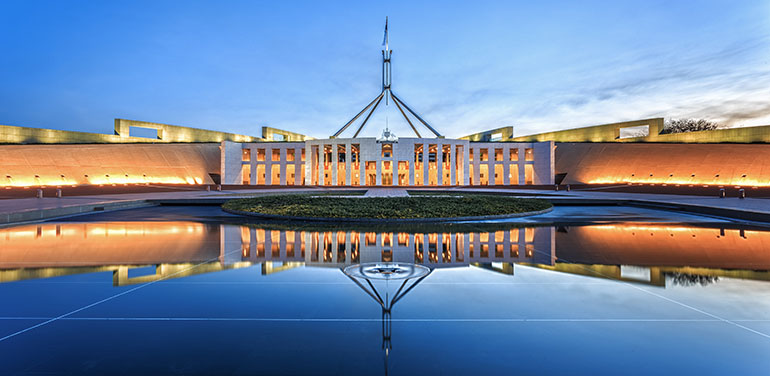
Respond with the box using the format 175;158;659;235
221;138;554;187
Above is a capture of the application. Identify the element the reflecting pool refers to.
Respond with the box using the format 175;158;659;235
0;206;769;375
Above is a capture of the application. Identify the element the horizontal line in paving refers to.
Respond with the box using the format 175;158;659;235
0;317;768;323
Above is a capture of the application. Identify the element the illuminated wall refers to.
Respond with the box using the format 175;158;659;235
228;138;555;186
0;119;262;144
459;126;514;142
114;119;261;143
555;225;770;270
555;142;770;186
0;222;220;268
512;118;770;143
261;126;314;142
0;143;220;186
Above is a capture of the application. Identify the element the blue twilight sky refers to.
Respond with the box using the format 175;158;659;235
1;0;769;139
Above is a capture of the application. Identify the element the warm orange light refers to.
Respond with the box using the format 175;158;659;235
1;175;206;187
588;177;770;187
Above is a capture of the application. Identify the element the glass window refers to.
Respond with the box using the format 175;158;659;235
510;148;518;161
382;143;392;158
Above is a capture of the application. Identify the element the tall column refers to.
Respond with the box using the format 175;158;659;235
437;145;444;186
473;147;480;186
487;147;495;186
408;149;415;186
449;144;456;186
360;160;366;186
318;145;324;185
518;146;525;184
249;146;257;185
345;143;352;186
265;148;272;185
304;144;312;186
503;145;510;185
279;148;287;186
375;158;382;186
295;147;302;186
463;144;470;186
331;144;338;186
422;146;429;186
249;228;257;261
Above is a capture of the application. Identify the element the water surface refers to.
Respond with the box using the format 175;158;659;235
0;206;768;375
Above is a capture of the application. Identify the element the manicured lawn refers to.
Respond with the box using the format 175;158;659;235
222;194;552;219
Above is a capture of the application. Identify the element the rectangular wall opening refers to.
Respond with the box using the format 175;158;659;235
366;162;376;186
271;165;281;185
381;161;393;186
310;146;318;185
286;165;295;185
256;165;266;185
495;164;504;185
509;165;518;185
479;165;489;185
525;164;534;184
442;145;451;185
413;144;423;186
525;148;534;161
242;164;251;185
455;145;464;185
618;125;650;139
397;161;409;186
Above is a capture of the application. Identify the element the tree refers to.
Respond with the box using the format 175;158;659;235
661;118;723;134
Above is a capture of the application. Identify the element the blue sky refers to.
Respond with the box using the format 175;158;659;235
1;0;769;138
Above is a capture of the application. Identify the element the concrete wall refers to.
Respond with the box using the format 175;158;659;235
261;127;313;142
114;119;261;143
555;142;770;186
0;119;261;144
459;126;514;142
512;118;770;144
469;141;554;185
235;142;306;185
0;143;221;186
0;123;157;144
232;138;554;186
220;141;245;185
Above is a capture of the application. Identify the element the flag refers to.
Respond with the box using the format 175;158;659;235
382;17;388;46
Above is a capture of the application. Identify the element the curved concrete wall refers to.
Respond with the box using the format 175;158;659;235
0;143;220;186
556;143;770;186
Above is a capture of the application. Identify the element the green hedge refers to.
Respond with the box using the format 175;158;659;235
222;194;552;219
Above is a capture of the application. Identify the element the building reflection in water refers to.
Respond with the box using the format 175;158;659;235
223;225;554;269
0;222;769;287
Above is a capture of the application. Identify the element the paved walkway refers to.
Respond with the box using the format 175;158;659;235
364;188;410;197
1;186;770;226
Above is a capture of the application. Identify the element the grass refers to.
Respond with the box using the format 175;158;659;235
222;194;552;219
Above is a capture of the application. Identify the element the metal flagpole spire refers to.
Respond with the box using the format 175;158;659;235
331;17;443;139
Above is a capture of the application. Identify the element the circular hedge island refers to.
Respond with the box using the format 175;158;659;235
222;194;552;222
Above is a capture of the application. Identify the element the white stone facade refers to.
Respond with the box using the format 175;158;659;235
221;138;554;186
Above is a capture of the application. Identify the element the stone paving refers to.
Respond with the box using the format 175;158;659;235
1;186;770;226
363;188;410;197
